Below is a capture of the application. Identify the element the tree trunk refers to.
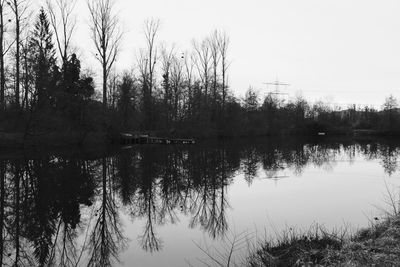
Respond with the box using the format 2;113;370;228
0;4;4;113
14;1;20;109
103;60;107;110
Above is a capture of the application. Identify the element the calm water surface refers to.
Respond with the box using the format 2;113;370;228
1;138;400;266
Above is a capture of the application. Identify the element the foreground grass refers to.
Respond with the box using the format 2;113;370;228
194;187;400;267
247;213;400;266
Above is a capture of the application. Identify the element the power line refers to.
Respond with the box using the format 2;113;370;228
264;78;290;96
298;89;393;95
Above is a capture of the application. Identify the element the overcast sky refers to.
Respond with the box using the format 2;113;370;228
35;0;400;108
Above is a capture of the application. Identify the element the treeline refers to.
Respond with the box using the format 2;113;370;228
0;0;398;140
0;0;235;138
0;3;97;134
238;90;400;136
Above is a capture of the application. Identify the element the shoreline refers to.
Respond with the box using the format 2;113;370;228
0;130;399;150
0;131;109;149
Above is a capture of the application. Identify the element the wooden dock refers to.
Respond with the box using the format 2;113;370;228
120;134;195;145
353;129;378;136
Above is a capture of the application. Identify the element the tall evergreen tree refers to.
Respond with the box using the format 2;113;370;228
29;8;57;109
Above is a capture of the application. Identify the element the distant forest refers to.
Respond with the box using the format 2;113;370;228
0;0;399;140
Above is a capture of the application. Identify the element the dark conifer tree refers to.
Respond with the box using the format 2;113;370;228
29;8;57;109
59;54;94;126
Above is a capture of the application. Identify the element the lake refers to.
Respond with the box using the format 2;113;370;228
1;137;400;266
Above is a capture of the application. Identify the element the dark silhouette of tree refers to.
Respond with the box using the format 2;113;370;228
0;1;7;113
21;32;35;110
209;31;220;121
87;158;126;267
116;72;137;130
160;45;174;129
29;8;57;110
243;87;259;112
88;0;122;111
46;0;77;67
382;95;399;131
9;0;29;110
56;53;95;129
138;18;160;130
217;31;229;115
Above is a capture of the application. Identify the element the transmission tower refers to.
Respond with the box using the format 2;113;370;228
264;78;290;96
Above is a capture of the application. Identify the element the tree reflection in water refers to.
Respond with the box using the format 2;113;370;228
0;138;399;266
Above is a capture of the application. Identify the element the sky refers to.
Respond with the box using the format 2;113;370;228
35;0;400;108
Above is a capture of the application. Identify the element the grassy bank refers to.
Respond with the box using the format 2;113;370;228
247;213;400;266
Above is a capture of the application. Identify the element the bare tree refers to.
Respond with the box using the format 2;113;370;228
170;55;184;122
107;68;119;109
140;18;160;129
143;19;159;100
209;31;221;111
136;50;150;129
183;51;194;116
21;32;32;110
217;31;230;111
87;0;122;110
8;0;29;109
160;44;174;125
160;44;174;81
0;1;6;112
0;1;15;112
192;38;211;101
46;0;77;66
136;50;148;81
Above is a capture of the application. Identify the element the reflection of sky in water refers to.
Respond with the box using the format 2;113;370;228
2;141;400;267
120;151;400;267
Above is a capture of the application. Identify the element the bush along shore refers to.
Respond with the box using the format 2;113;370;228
247;213;400;267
